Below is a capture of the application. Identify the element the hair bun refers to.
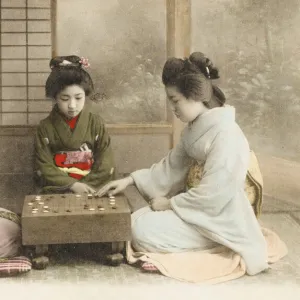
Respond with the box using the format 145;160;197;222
49;55;82;70
212;85;226;106
162;57;185;85
189;52;220;80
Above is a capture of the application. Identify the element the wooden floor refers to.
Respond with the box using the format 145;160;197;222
1;193;300;300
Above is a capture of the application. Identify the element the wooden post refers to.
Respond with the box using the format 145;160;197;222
51;0;57;57
166;0;191;147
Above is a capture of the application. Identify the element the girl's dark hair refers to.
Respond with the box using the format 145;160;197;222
45;55;94;99
162;52;226;107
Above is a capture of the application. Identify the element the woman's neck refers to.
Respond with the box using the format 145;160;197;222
205;95;223;109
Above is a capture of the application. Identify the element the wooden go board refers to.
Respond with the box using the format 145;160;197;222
21;193;132;246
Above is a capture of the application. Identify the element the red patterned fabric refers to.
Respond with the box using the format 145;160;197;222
54;152;93;170
65;115;79;130
54;151;94;180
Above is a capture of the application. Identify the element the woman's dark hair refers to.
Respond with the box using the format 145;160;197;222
45;55;94;99
162;52;226;107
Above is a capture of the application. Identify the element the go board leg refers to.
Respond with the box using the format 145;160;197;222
105;242;125;266
32;256;50;270
23;245;35;259
35;244;48;256
111;241;125;253
32;245;49;270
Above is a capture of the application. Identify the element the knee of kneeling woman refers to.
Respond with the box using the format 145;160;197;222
131;225;155;253
0;212;21;258
131;220;146;244
131;216;155;247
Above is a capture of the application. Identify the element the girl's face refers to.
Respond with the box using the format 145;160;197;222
56;85;85;119
165;86;208;123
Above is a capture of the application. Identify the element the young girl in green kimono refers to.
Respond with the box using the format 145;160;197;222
97;52;271;276
35;55;115;194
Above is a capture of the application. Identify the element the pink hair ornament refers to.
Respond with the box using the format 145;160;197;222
79;57;90;68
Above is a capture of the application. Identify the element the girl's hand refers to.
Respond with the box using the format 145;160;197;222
150;197;171;211
70;182;96;194
96;176;134;197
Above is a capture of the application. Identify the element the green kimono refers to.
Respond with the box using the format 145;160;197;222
34;105;115;193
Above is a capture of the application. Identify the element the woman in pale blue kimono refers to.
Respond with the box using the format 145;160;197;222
97;52;269;275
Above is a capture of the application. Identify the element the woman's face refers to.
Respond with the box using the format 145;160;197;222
56;85;86;119
165;86;208;123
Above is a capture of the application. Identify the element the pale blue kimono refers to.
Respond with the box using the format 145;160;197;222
130;106;268;276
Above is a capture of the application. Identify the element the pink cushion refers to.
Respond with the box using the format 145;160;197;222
0;256;31;277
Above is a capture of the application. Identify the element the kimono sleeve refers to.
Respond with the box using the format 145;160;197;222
80;119;115;189
170;128;250;220
35;125;77;189
130;137;192;200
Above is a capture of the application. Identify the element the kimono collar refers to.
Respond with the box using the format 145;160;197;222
49;104;90;149
65;114;79;130
184;105;236;144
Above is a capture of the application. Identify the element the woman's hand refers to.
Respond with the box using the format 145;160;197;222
70;182;96;194
150;197;171;211
96;176;134;197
